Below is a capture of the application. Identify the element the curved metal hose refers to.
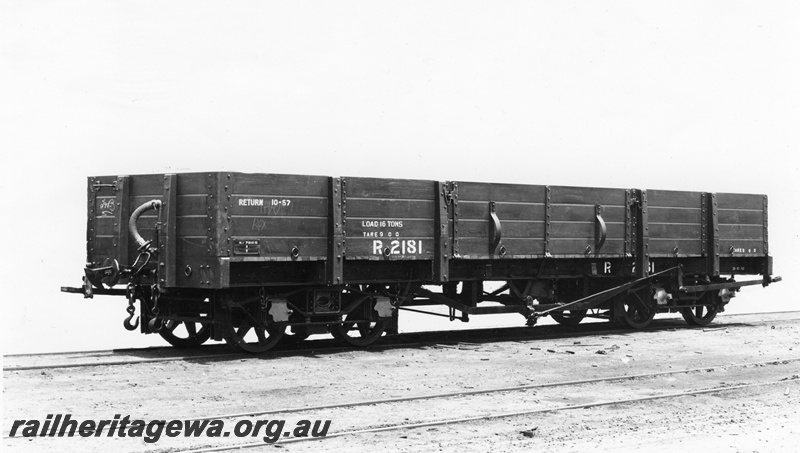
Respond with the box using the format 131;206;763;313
129;199;162;250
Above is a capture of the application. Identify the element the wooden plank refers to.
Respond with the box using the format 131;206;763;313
458;201;545;221
648;206;702;224
135;213;160;221
549;186;626;205
456;237;552;257
92;236;116;257
549;221;625;239
456;182;546;203
648;238;704;257
647;190;703;208
176;217;208;237
716;193;765;210
129;174;164;197
175;172;210;194
177;237;209;257
346;199;435;218
718;224;764;240
345;177;433;199
547;238;626;256
232;173;329;197
130;194;164;208
229;217;329;238
549;205;626;223
228;195;328;217
648;223;703;240
457;219;546;238
717;209;764;226
175;194;208;217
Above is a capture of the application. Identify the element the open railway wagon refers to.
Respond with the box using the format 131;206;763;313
63;172;781;353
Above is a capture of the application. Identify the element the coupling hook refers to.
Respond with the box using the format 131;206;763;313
123;305;139;331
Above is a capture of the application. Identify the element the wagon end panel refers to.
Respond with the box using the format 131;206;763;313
87;174;167;272
454;182;546;259
715;192;768;258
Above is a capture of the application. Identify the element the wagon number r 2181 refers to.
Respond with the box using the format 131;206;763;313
372;239;423;256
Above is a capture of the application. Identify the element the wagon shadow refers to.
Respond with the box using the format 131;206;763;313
109;318;757;365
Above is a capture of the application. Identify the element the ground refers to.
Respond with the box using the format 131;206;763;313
3;312;799;452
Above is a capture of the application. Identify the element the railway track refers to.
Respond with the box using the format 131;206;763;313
5;357;797;443
4;311;799;372
4;311;798;452
174;358;800;452
172;357;800;423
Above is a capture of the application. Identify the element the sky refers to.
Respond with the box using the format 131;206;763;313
1;1;798;354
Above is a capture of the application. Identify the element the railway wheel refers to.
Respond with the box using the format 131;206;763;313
159;320;211;348
331;312;386;347
551;309;588;327
222;299;284;353
619;291;655;329
681;305;718;326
